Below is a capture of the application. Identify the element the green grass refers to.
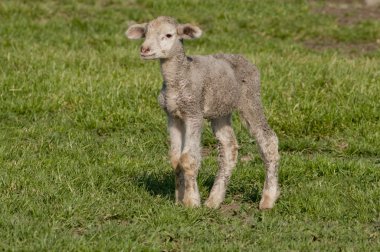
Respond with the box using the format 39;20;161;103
1;0;379;250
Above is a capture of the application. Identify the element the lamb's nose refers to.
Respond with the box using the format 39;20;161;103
140;46;150;54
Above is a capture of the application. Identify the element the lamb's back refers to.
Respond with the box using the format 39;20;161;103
187;54;246;118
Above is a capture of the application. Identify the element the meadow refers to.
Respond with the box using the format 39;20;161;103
0;0;379;250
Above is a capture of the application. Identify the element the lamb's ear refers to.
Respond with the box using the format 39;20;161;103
125;23;147;40
177;24;202;40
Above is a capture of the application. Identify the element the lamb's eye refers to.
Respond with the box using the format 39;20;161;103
165;34;172;38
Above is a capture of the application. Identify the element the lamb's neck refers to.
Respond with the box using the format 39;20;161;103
160;52;189;87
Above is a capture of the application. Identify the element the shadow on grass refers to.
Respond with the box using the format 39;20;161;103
133;170;261;205
133;171;176;200
133;171;215;201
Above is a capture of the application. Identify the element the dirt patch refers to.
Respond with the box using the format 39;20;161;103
306;0;380;54
311;0;380;25
304;39;380;54
220;202;241;215
220;201;258;227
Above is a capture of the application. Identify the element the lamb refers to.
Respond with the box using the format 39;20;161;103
125;16;280;209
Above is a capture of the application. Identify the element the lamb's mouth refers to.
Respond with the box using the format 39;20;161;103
140;53;156;59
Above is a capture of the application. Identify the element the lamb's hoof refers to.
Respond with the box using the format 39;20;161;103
204;198;221;209
259;198;275;210
259;191;279;210
182;197;201;208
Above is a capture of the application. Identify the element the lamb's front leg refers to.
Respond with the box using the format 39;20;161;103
178;117;202;207
168;116;185;204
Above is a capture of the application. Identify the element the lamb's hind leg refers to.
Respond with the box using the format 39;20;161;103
205;115;238;209
239;99;280;210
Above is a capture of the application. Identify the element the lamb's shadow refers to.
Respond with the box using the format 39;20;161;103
133;171;176;200
133;170;216;200
204;175;261;203
133;169;261;204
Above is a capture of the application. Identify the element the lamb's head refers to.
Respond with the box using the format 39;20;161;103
125;16;202;60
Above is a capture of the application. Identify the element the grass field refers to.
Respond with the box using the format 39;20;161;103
1;0;380;250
